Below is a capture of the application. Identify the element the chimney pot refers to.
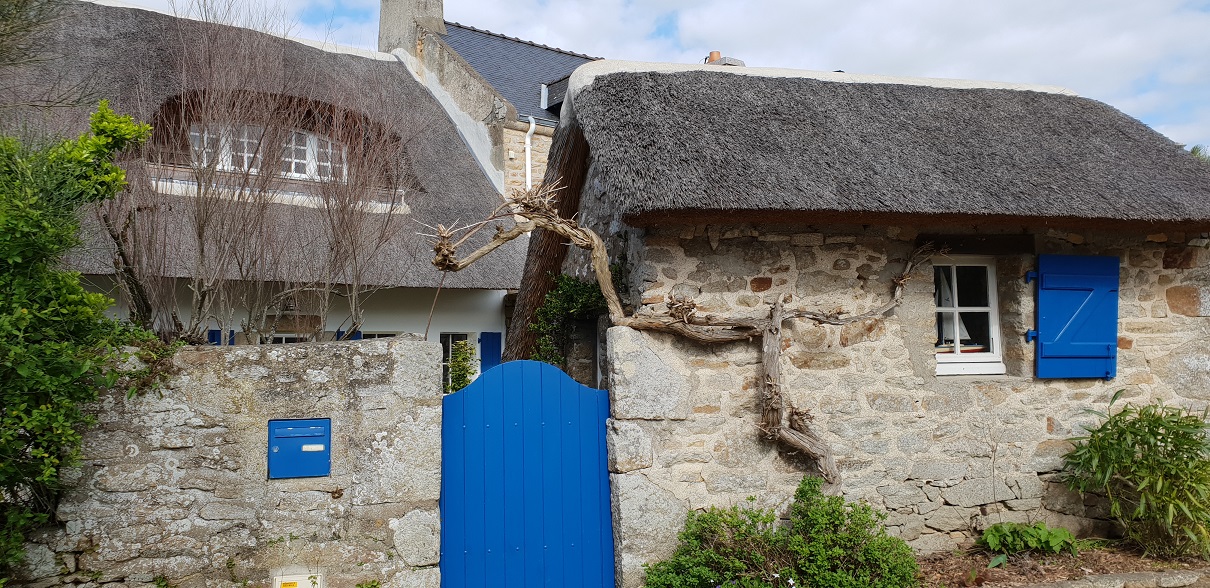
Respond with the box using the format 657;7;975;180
707;50;721;63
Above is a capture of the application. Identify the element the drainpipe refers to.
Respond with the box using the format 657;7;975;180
524;115;536;190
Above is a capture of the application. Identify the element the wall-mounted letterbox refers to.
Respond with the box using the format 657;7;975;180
268;418;331;479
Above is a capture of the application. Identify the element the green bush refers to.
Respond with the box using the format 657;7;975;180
529;274;605;367
445;339;477;393
644;476;919;588
1063;391;1210;558
977;522;1077;556
0;102;150;580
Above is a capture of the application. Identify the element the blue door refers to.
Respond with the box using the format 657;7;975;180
441;360;615;588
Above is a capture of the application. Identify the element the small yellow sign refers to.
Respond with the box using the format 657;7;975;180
281;583;299;588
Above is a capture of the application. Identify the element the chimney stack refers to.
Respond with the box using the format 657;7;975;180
704;50;745;67
379;0;446;54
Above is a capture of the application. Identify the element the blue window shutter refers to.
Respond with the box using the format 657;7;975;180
479;332;503;372
351;331;363;341
228;330;235;346
207;329;222;346
1034;254;1119;379
335;329;344;341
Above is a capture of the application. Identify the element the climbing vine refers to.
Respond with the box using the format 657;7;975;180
446;339;478;393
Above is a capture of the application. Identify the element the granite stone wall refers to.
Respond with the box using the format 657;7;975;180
599;223;1210;588
502;125;553;196
13;338;443;588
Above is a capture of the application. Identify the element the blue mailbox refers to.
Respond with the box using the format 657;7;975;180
268;418;331;479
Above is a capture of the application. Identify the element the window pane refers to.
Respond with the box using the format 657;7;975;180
934;266;955;307
955;265;989;307
958;312;992;352
935;311;958;353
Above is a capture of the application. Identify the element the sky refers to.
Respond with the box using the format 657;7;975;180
122;0;1210;150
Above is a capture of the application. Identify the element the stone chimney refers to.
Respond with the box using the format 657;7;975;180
379;0;447;54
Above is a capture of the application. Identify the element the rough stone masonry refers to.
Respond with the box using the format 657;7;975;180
13;338;443;588
595;222;1210;588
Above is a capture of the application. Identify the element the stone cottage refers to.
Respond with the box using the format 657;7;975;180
509;60;1210;586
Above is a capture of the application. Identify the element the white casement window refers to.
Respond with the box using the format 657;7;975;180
189;124;263;172
934;255;1005;376
280;130;346;180
189;125;344;181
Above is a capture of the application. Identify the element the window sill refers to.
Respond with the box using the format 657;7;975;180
936;362;1007;376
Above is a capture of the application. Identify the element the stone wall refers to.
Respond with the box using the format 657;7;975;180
502;124;553;196
600;222;1210;587
14;338;443;588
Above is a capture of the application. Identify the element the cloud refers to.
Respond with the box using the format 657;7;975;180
113;0;1210;147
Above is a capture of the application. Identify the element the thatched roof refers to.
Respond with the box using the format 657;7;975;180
504;60;1210;359
5;0;524;290
558;61;1210;228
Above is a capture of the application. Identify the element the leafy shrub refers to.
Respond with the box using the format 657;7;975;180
445;339;477;393
977;522;1077;555
1063;391;1210;558
0;103;150;579
644;475;919;588
529;274;606;366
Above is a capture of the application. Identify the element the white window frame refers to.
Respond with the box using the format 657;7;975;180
189;124;264;173
280;129;346;181
189;124;345;181
934;255;1006;376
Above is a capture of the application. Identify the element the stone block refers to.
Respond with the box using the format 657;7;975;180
1166;285;1210;317
867;392;917;412
390;509;440;566
607;419;653;473
924;506;971;532
789;351;851;370
877;484;926;510
908;532;958;554
1163;247;1199;269
607;328;691;420
909;461;967;483
1030;439;1074;473
839;318;886;347
942;478;1014;508
612;474;687;588
1151;341;1210;399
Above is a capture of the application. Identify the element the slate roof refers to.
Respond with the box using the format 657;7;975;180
9;0;526;290
440;22;597;125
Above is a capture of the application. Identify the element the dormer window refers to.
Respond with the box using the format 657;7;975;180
188;124;345;181
281;130;345;180
189;124;264;173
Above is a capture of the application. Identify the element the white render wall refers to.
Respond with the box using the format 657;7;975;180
83;275;508;344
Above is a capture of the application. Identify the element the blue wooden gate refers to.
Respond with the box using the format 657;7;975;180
441;360;615;588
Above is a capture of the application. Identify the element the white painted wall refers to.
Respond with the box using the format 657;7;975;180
82;275;509;346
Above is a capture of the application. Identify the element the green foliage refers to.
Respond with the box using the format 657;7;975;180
529;274;606;366
445;339;477;393
0;102;150;578
355;581;381;588
1063;391;1210;558
1192;145;1210;163
977;522;1077;556
644;475;919;588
